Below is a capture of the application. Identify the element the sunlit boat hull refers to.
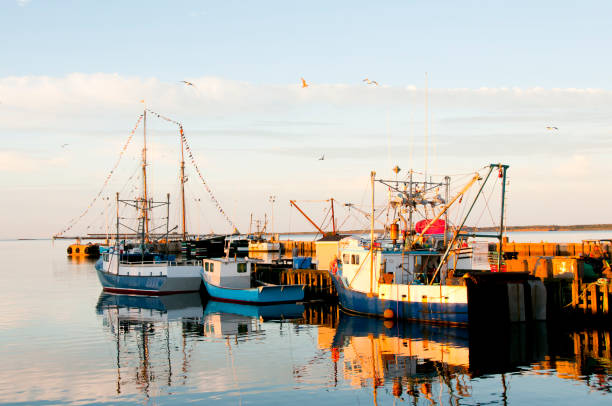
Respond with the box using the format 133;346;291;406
330;273;469;326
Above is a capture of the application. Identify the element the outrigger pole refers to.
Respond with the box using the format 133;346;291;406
428;163;509;284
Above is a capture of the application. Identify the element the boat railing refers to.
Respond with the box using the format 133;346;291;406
117;259;201;266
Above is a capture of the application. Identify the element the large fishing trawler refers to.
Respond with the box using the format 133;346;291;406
329;164;547;325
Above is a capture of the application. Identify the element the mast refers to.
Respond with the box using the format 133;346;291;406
498;164;508;270
330;198;336;235
370;171;376;296
142;109;150;242
179;126;187;240
408;170;413;248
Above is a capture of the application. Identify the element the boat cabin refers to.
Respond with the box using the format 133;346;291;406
338;237;444;292
203;258;253;289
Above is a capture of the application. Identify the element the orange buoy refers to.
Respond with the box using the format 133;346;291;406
384;320;395;329
383;308;394;319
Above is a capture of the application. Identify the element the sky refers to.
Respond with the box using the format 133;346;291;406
1;0;612;238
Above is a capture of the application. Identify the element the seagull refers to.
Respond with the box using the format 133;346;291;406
363;78;379;86
301;78;308;88
546;126;558;131
61;143;69;148
180;80;197;88
318;153;325;161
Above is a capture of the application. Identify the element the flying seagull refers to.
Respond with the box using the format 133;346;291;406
318;153;324;161
180;80;197;88
363;78;379;86
301;78;308;88
546;126;558;130
61;143;69;148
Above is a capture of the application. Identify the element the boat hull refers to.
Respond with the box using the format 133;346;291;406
96;268;202;296
330;273;469;326
203;279;305;304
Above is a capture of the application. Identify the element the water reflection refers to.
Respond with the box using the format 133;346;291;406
202;300;305;339
92;291;611;404
95;293;205;398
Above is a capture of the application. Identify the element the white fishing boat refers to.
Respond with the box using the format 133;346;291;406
329;165;547;325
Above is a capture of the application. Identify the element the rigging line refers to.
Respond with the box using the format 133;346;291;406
55;114;143;237
145;107;240;233
474;175;499;227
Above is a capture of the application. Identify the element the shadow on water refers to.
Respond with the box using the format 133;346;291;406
95;293;611;403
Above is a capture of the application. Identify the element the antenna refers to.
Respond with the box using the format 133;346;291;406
424;72;428;184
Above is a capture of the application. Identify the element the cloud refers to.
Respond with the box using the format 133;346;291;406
16;0;31;6
2;74;612;128
0;150;66;172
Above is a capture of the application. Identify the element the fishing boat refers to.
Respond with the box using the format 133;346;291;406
95;108;203;295
329;165;547;325
202;257;305;304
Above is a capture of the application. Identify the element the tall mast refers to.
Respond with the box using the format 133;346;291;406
330;198;336;235
370;171;376;296
142;109;150;242
424;72;429;185
179;127;187;240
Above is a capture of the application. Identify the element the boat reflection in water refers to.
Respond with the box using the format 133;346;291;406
327;313;554;402
202;300;305;338
95;293;205;397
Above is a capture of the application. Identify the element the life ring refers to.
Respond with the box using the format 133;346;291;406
331;259;338;275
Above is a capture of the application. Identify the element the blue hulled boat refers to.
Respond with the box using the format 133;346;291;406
202;258;305;304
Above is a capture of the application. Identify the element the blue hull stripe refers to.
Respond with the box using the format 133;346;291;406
203;280;305;304
96;269;199;295
330;274;469;326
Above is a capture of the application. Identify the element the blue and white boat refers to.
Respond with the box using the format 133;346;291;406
330;237;469;325
202;258;305;304
330;165;547;326
96;247;203;295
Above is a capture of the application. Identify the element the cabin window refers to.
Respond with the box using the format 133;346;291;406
210;263;215;272
351;255;360;265
342;254;350;264
205;262;209;272
75;247;80;253
237;263;247;273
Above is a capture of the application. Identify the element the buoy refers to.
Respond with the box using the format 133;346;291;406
384;320;395;329
383;308;394;319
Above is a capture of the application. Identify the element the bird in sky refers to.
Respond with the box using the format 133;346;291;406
363;78;379;86
301;78;308;88
546;126;558;131
180;80;196;88
318;153;325;161
61;143;69;148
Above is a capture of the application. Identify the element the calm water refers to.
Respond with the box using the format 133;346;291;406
0;240;610;405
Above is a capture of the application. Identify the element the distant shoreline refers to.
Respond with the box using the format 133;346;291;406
464;224;612;232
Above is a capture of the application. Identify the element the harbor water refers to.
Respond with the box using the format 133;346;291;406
1;239;611;405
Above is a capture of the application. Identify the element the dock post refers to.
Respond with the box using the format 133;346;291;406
590;284;599;315
572;279;580;310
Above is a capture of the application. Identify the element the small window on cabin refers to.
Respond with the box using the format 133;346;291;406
205;262;209;272
210;263;215;272
75;248;80;253
237;263;247;273
343;254;350;264
351;255;360;265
